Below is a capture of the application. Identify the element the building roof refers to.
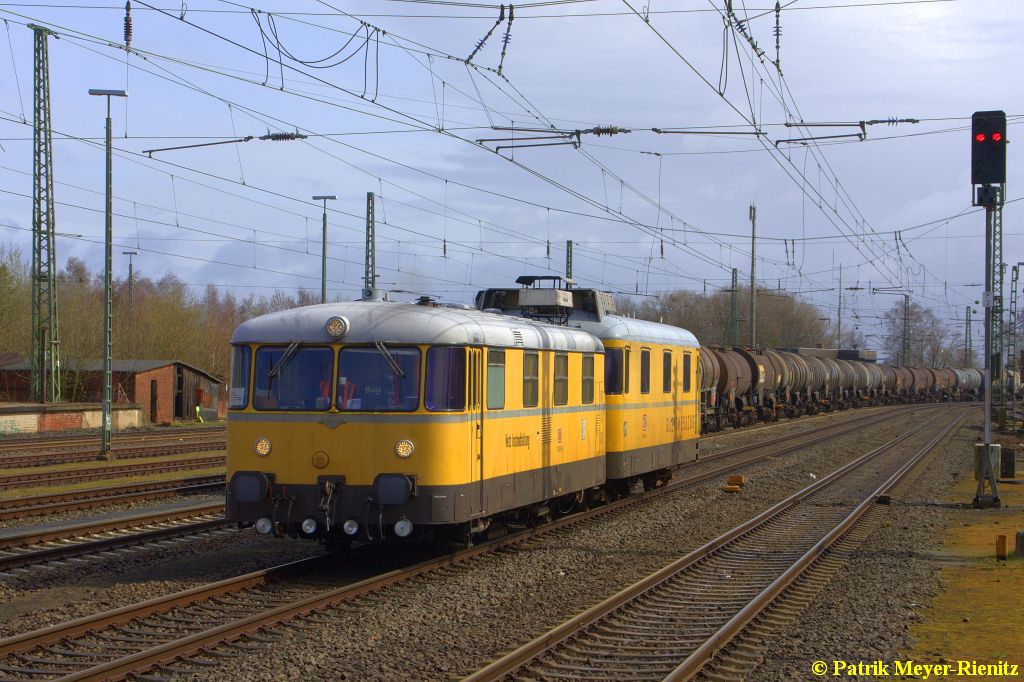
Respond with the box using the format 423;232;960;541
0;359;222;384
0;354;24;369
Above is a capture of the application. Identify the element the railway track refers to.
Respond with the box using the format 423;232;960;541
0;455;225;492
0;503;229;574
0;437;225;469
0;405;952;681
463;408;968;682
0;426;223;452
0;476;224;522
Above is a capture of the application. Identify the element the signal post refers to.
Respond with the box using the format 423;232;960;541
971;110;1006;508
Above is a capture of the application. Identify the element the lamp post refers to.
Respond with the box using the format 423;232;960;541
89;88;128;457
312;195;336;303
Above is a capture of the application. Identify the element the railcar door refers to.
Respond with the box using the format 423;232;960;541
467;347;484;515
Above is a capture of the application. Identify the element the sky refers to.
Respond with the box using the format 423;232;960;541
0;0;1020;354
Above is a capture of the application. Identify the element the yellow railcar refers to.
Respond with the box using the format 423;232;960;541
582;316;701;491
476;278;702;493
226;298;605;544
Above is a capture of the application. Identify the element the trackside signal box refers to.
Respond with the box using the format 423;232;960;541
972;110;1007;185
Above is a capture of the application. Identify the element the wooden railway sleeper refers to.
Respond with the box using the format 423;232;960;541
606;610;724;625
12;654;92;668
39;647;100;658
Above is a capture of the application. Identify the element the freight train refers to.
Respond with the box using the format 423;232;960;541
698;346;982;431
225;277;977;547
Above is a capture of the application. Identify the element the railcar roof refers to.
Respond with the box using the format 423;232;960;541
231;300;604;352
572;314;700;347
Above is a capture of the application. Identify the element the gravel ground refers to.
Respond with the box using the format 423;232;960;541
0;523;324;636
169;407;955;681
750;410;979;681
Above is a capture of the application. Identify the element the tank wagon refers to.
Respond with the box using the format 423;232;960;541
698;345;982;431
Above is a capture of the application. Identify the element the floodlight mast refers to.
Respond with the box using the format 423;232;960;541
89;88;127;457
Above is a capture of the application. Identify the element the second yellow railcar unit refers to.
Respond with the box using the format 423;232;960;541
476;277;702;491
580;315;701;489
226;298;605;544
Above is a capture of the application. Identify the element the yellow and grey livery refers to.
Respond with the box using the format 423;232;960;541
476;278;701;494
226;298;606;544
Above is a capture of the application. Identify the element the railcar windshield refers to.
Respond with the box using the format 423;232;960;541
337;347;421;411
252;346;334;411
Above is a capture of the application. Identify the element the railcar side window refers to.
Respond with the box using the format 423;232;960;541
426;347;466;411
625;349;631;393
663;350;672;393
554;353;569;406
253;346;334;411
582;355;595;404
523;352;539;407
338;347;420;412
640;349;651;394
486;350;505;410
683;352;692;393
605;348;623;395
229;345;251;409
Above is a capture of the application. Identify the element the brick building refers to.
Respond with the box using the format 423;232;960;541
0;359;224;425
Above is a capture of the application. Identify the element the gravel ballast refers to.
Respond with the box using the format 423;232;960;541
170;407;963;681
749;412;980;681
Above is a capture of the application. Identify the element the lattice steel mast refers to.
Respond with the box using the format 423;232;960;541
1008;264;1019;432
362;192;379;301
991;193;1005;429
29;25;61;403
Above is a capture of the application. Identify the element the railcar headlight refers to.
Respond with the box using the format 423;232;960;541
395;439;415;459
312;451;329;469
394;518;414;538
325;316;349;339
254;437;272;457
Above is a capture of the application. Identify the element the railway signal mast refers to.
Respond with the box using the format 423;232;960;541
971;109;1006;507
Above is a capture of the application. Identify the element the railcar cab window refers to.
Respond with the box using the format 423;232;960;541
582;354;595;404
426;346;466;411
253;345;333;411
523;352;539;407
487;350;505;410
640;349;651;394
683;353;692;393
229;345;251;409
338;346;420;411
605;348;628;395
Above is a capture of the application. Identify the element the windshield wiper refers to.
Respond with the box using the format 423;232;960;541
268;340;301;379
374;341;405;379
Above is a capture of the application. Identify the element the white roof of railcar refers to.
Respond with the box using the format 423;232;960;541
231;300;604;352
571;314;700;348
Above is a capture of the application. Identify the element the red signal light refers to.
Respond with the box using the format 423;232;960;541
976;133;986;142
992;131;1003;142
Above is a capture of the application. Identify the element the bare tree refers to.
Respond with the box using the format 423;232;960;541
881;300;968;367
623;286;830;348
